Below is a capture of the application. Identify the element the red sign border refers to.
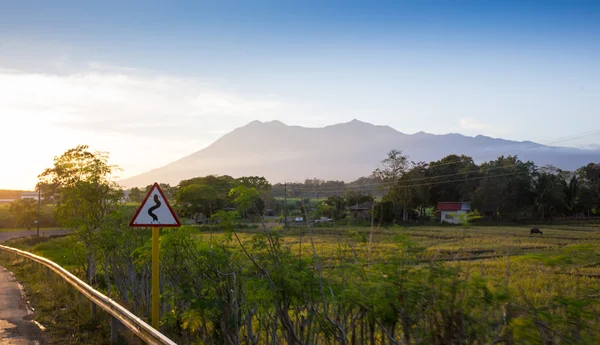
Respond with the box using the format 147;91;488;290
129;182;181;227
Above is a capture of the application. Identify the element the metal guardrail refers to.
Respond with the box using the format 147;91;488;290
0;244;177;345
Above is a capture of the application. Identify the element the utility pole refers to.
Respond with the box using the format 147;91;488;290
284;183;288;227
37;185;41;237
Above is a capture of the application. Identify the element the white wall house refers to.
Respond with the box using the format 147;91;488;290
438;202;471;224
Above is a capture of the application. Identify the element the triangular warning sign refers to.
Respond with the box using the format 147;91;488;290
130;183;181;227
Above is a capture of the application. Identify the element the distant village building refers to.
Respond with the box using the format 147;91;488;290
347;202;374;221
438;202;471;224
121;189;131;202
20;192;40;201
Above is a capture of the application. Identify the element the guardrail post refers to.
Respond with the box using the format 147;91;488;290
91;302;97;320
111;316;119;344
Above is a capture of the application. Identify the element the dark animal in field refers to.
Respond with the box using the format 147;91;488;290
529;228;543;235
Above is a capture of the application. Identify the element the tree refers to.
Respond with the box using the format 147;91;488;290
472;155;535;220
325;196;346;220
314;201;335;219
236;176;271;193
176;184;218;223
129;187;142;202
533;167;566;220
577;163;600;215
561;172;579;215
344;190;374;207
374;150;411;221
373;149;409;183
428;154;479;205
399;161;430;220
38;145;122;284
9;199;37;229
229;185;265;219
145;183;176;200
175;175;239;222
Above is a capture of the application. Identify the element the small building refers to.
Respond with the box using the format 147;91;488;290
347;202;374;221
20;192;40;201
0;199;15;204
438;202;471;224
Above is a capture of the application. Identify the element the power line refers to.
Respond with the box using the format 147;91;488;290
286;171;529;196
283;128;600;192
288;161;529;192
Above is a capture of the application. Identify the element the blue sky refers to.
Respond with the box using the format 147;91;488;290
1;1;599;189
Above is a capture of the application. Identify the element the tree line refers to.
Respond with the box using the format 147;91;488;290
29;145;600;344
6;149;598;230
371;150;600;222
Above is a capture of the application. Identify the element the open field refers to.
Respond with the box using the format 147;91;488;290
4;221;600;344
186;222;600;263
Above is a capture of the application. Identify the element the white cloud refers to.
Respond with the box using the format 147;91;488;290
0;68;282;189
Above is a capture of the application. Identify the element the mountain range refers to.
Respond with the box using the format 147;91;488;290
119;119;600;188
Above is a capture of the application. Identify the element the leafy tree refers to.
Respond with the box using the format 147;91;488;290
325;195;346;220
372;149;409;182
38;145;122;283
399;161;430;219
144;183;176;200
344;190;374;207
577;163;600;215
533;167;566;219
9;198;37;228
428;154;479;205
175;175;238;221
472;155;535;220
229;185;265;219
314;201;335;219
562;173;579;215
374;150;411;221
129;187;142;202
236;176;271;192
372;200;395;224
176;184;219;222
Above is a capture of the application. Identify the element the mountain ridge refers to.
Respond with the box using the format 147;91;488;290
119;120;599;187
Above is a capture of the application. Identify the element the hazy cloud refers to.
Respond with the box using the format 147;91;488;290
0;69;282;140
0;67;285;189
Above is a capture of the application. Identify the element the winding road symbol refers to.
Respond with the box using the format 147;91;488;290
129;182;180;227
148;194;161;222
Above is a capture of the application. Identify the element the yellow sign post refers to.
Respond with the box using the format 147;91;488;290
152;227;160;327
129;183;181;328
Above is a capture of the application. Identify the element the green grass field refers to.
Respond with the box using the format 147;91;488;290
4;221;600;343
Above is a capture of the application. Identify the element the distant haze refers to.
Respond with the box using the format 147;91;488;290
119;120;600;188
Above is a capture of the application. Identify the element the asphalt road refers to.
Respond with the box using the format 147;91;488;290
0;230;70;344
0;230;70;244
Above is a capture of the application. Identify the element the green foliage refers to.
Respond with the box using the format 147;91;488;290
13;145;600;345
9;198;37;228
129;187;142;202
38;145;122;283
458;210;483;226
